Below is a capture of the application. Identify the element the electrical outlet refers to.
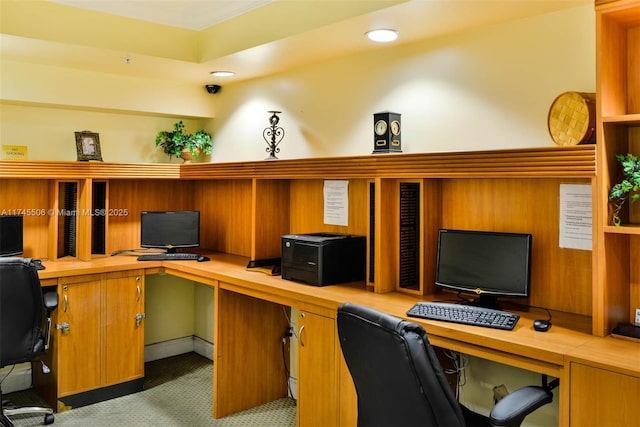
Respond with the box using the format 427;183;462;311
635;308;640;325
493;384;509;404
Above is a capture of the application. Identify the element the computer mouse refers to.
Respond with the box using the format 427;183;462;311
533;319;552;332
197;256;210;262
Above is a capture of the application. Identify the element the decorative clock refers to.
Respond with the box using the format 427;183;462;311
372;111;402;154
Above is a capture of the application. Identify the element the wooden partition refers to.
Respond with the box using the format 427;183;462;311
0;178;50;259
107;180;194;255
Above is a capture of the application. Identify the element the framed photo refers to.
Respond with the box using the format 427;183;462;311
75;131;103;161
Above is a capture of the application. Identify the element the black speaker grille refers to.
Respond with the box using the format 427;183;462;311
92;181;106;254
399;182;419;290
369;182;375;283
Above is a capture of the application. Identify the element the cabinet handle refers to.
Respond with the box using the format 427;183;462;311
136;285;141;302
298;325;306;347
64;295;68;312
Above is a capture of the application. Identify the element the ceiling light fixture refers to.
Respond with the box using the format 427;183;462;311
210;71;235;77
365;29;399;43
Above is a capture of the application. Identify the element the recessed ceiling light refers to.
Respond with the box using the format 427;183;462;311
365;29;399;43
210;71;235;77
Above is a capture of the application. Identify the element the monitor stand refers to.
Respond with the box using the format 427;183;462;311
469;294;501;311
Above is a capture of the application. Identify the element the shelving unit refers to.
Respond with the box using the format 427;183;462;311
594;0;640;336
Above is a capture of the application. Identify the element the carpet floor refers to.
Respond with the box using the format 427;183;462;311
4;352;297;426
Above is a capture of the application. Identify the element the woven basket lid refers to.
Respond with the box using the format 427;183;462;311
547;92;596;146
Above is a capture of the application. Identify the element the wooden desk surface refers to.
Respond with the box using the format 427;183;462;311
36;252;637;378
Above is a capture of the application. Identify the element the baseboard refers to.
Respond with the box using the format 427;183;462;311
0;363;32;394
144;336;213;362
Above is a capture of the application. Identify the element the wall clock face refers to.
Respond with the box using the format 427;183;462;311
390;120;401;136
375;120;388;136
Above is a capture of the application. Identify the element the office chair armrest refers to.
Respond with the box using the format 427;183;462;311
43;292;59;313
489;385;553;427
42;292;58;351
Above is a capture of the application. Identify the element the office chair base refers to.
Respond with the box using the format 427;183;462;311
2;406;54;426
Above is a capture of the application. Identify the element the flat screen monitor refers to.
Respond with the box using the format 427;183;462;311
0;215;24;257
140;211;200;253
435;229;531;309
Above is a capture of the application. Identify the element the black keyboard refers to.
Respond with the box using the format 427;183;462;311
137;253;200;261
406;301;519;331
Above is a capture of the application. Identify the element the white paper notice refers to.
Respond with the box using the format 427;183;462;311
324;180;349;226
559;184;592;251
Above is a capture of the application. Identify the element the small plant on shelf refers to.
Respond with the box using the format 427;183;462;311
608;153;640;226
155;121;212;162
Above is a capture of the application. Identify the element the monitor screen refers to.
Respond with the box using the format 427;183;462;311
0;215;24;257
140;211;200;253
435;229;531;308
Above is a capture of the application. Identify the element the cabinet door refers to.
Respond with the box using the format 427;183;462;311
57;277;102;396
105;272;144;385
297;310;338;427
570;363;640;426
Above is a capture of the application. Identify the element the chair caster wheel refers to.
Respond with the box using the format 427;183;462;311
44;413;55;424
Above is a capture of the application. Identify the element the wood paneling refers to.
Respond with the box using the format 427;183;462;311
194;180;252;257
107;180;194;254
0;179;50;258
213;287;288;418
289;179;369;236
569;363;640;426
252;179;290;261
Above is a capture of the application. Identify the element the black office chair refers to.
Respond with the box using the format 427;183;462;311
0;258;58;426
337;302;554;427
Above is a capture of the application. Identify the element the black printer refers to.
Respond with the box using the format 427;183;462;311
281;233;366;286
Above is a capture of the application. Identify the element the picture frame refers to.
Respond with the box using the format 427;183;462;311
75;131;103;161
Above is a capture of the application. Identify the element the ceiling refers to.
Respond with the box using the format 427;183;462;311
50;0;275;31
2;1;592;86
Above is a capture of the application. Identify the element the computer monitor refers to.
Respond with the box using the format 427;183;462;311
435;228;532;309
140;211;200;253
0;215;24;257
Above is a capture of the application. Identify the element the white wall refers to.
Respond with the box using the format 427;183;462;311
211;5;594;162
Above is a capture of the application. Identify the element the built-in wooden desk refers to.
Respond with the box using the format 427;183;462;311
33;253;639;426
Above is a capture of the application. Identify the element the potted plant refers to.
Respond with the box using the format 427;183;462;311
155;121;212;162
608;153;640;226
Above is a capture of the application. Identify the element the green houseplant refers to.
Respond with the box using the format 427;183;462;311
155;121;212;161
608;153;640;226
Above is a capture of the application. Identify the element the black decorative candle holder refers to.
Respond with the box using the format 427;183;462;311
263;111;284;160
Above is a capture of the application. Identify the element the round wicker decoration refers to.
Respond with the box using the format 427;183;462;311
547;92;596;146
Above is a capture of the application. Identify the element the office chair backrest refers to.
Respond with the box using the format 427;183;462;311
0;257;45;367
337;302;466;427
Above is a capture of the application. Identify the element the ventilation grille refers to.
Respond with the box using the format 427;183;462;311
369;182;375;283
92;181;106;254
58;182;77;258
399;182;419;290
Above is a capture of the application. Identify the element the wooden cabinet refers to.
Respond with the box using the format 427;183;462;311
594;0;640;335
104;271;145;385
569;363;640;426
56;274;102;396
297;310;338;427
56;270;145;401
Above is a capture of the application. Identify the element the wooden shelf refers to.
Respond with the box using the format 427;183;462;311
602;114;640;125
0;160;180;179
604;224;640;235
181;146;596;180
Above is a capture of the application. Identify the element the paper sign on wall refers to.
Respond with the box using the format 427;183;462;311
2;145;28;160
324;180;349;226
559;184;592;251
